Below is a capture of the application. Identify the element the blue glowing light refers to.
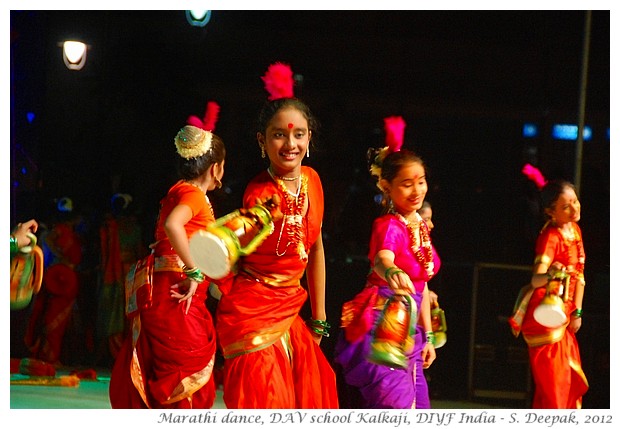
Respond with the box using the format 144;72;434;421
551;124;592;141
522;123;538;138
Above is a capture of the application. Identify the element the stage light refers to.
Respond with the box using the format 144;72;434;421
62;40;87;70
551;124;592;141
186;10;211;27
522;123;538;138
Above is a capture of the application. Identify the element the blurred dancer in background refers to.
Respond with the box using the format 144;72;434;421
510;178;588;408
25;198;82;366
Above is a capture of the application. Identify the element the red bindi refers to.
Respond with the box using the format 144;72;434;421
288;123;294;129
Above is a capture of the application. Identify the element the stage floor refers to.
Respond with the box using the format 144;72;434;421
9;367;501;410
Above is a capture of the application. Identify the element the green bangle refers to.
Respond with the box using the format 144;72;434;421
572;308;583;318
187;272;205;282
306;319;331;337
384;267;405;279
183;266;205;282
10;235;18;255
426;331;436;346
384;267;397;279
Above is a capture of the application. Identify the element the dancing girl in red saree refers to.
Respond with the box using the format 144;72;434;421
510;178;588;408
215;63;338;408
109;104;226;408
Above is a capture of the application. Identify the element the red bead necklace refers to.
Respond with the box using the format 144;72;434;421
391;210;435;278
268;170;309;260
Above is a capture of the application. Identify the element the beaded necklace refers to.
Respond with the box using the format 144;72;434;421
268;166;299;182
558;223;577;243
391;209;435;278
267;169;309;260
556;222;585;274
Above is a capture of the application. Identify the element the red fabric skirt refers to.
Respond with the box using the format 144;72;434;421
109;270;216;409
217;274;339;409
528;331;588;408
221;316;339;408
522;287;588;408
24;263;79;364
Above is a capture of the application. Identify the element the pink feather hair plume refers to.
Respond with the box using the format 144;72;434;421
261;62;295;100
522;163;548;190
187;101;220;131
384;116;406;153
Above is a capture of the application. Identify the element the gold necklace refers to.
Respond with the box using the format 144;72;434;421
559;224;577;243
268;167;300;182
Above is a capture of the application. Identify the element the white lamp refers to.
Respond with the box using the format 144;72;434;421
186;10;211;27
62;40;87;70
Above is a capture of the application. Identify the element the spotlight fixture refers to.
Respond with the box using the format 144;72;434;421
62;40;87;70
186;10;211;27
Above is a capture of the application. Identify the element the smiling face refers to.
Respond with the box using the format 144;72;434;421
546;186;581;226
381;160;428;218
257;106;311;178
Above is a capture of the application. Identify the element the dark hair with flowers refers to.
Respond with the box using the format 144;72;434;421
175;100;225;180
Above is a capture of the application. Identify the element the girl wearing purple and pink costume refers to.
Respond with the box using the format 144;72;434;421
335;117;440;408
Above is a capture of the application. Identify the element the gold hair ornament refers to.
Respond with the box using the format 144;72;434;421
174;125;213;159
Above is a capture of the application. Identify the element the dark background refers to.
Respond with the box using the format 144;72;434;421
10;10;610;407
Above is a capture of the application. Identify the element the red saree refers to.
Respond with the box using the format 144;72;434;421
216;167;339;408
520;223;588;408
24;223;82;365
109;181;217;409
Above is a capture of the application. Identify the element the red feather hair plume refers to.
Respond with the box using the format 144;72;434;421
261;62;295;100
384;116;406;153
369;116;408;180
522;163;547;190
187;101;220;131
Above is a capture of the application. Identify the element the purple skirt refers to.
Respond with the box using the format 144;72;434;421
334;288;429;409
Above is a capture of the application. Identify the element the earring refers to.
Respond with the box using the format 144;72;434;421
215;178;222;189
306;147;310;158
260;146;266;159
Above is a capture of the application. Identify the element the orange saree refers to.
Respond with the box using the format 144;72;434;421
520;223;588;408
216;167;339;409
